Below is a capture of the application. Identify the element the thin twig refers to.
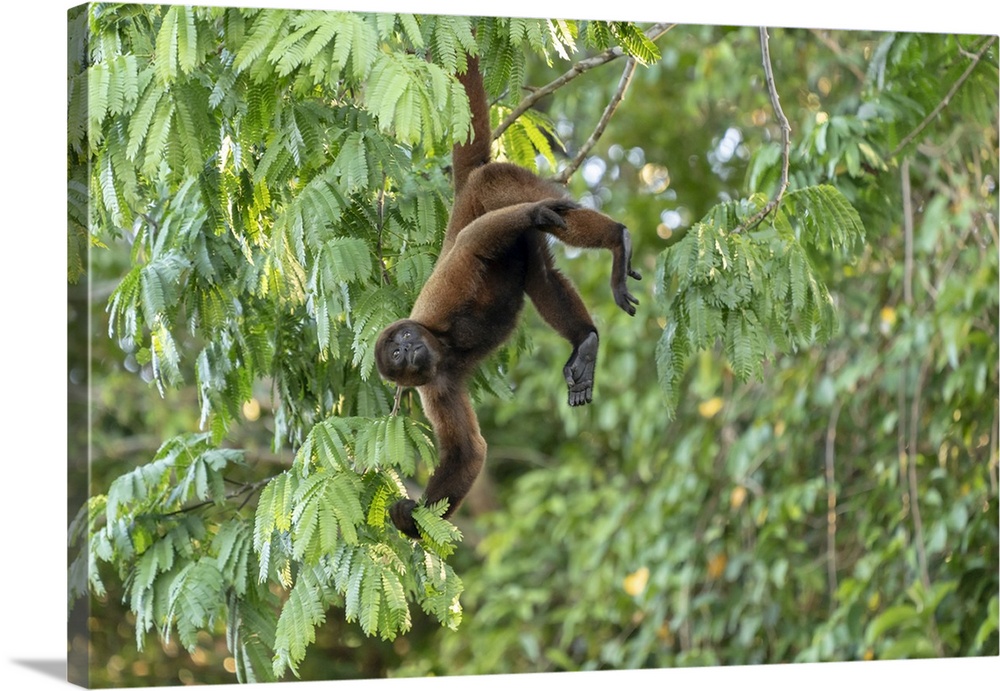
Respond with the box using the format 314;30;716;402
492;22;675;142
908;361;934;596
824;401;842;605
902;159;914;305
390;384;403;416
890;35;996;159
908;358;944;657
735;27;791;233
160;478;271;518
990;408;998;495
897;156;914;515
554;58;638;184
375;175;392;286
899;159;944;655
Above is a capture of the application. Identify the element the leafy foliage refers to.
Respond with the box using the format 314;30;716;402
655;185;865;418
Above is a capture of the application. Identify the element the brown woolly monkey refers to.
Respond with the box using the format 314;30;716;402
375;55;641;539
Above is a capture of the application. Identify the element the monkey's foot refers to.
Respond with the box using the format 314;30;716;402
390;498;421;539
563;332;599;406
612;227;642;316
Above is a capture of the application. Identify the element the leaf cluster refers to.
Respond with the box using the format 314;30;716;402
655;185;865;418
73;414;463;680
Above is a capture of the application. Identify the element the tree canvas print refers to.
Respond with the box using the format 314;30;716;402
66;2;999;687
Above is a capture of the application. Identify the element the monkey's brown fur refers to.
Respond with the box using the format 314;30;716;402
375;55;640;538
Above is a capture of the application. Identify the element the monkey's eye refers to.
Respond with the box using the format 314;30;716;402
392;349;400;360
402;331;411;340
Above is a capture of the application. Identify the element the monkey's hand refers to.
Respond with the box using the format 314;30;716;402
530;198;581;229
389;498;421;539
612;227;642;316
563;331;599;406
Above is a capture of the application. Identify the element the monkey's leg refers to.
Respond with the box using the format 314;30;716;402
525;240;600;406
390;384;487;539
545;208;643;316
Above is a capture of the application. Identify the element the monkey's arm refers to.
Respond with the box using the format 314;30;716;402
390;381;486;538
553;208;642;316
450;198;580;260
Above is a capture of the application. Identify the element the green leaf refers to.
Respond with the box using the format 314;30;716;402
254;472;296;571
866;604;919;642
609;22;661;65
272;569;327;677
176;5;199;74
165;559;225;651
214;520;253;597
413;500;463;556
233;9;288;75
972;596;999;653
155;5;180;84
126;79;166;160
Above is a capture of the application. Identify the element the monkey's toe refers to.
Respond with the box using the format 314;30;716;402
613;286;640;316
568;385;593;406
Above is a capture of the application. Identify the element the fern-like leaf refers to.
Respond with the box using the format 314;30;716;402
155;5;180;84
413;500;463;557
272;569;327;677
233;9;288;75
176;5;199;75
165;559;225;651
609;22;661;65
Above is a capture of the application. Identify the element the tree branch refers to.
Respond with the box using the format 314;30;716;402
735;27;791;233
554;57;638;185
908;358;944;656
825;401;842;605
492;22;675;142
907;361;934;595
902;158;914;305
390;384;403;416
990;408;999;495
159;477;272;518
376;174;392;286
890;35;996;159
899;159;944;655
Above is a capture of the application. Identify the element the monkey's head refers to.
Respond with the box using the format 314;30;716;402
375;319;441;387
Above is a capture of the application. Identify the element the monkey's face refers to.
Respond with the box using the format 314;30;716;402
375;320;440;387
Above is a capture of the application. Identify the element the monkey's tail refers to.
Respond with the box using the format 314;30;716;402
452;54;491;195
